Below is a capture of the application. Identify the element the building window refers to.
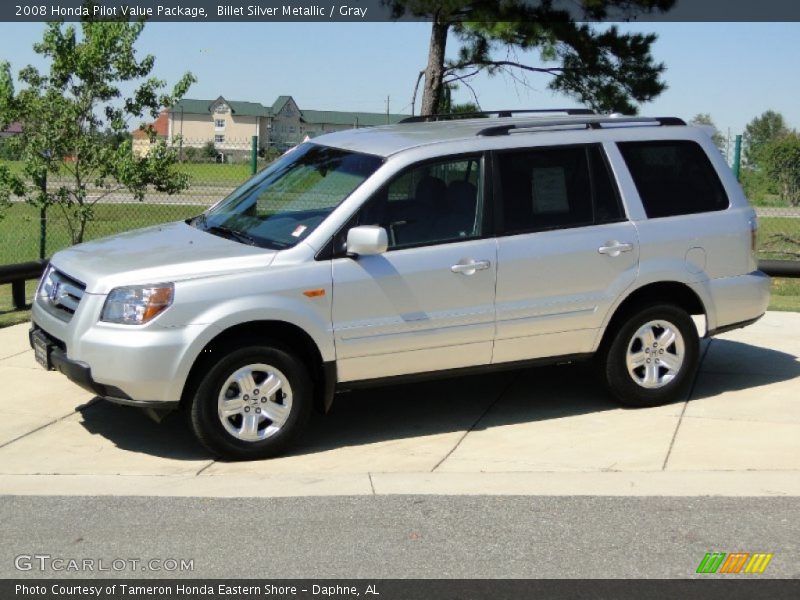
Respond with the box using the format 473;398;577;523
214;119;225;129
215;134;225;143
214;103;229;114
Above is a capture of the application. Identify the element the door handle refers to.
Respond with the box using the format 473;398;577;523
598;241;634;257
451;259;491;275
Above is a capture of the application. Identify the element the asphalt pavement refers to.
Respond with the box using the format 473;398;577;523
1;495;798;579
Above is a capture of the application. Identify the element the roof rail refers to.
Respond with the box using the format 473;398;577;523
476;116;686;137
398;108;595;124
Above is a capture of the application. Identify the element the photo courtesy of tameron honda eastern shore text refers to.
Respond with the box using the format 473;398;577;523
30;110;770;460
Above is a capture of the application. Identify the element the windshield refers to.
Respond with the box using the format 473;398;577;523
192;143;383;249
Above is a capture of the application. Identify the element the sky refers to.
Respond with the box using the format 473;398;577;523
0;21;798;144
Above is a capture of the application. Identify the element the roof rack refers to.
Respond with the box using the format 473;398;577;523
476;115;686;137
398;108;595;124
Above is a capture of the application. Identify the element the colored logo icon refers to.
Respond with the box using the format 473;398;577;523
696;552;773;574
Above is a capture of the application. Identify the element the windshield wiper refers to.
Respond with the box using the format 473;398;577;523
206;225;260;247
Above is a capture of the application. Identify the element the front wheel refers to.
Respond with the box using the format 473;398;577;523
188;345;312;460
600;304;700;407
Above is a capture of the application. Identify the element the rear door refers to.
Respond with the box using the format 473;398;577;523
492;144;640;364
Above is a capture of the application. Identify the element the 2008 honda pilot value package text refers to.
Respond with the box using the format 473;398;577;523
30;111;770;460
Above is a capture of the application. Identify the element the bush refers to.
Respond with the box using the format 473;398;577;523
183;146;198;162
202;141;216;159
763;133;800;207
740;168;778;205
0;138;18;160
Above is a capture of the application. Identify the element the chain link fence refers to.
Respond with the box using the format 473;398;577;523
755;206;800;261
0;138;268;266
1;136;799;266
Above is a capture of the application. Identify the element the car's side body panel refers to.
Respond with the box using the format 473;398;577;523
332;238;498;382
493;221;640;363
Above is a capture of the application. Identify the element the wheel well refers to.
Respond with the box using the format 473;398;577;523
599;282;706;351
181;321;329;413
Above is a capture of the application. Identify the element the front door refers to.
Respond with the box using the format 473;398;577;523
331;154;498;382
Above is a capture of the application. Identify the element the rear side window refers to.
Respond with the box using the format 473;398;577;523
618;140;729;218
497;145;623;234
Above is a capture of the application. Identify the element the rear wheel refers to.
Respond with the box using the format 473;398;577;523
600;304;700;407
188;345;312;460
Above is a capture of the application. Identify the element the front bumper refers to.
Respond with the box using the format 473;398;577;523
29;325;181;408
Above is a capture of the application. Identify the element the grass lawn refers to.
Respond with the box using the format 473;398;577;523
768;277;800;312
0;279;36;328
758;216;800;260
0;202;201;265
177;162;256;185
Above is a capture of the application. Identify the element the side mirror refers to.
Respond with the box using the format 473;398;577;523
346;225;388;257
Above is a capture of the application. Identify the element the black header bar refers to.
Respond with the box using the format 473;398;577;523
4;0;800;22
5;579;800;600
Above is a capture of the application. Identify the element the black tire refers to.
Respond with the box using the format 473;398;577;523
599;303;700;407
188;344;312;460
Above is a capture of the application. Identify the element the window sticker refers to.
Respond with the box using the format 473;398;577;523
531;167;569;214
291;225;308;237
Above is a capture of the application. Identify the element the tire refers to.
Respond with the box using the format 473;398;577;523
599;304;700;408
188;344;313;460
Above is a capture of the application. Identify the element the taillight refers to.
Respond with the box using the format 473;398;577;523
750;217;758;261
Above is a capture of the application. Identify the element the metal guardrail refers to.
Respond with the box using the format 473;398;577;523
0;260;46;310
759;260;800;278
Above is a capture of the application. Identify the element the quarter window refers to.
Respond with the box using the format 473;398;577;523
617;140;729;218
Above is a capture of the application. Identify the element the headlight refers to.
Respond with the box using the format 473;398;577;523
101;284;174;325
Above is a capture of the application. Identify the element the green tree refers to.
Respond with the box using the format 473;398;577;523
762;133;800;206
390;1;675;116
0;15;195;244
690;113;725;153
202;140;217;160
435;81;480;114
744;110;789;168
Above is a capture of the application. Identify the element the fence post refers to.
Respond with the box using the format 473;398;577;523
251;135;258;176
732;134;742;181
39;171;47;260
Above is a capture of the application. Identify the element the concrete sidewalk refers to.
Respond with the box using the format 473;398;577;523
1;312;799;497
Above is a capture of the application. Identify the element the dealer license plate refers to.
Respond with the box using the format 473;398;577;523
32;330;53;370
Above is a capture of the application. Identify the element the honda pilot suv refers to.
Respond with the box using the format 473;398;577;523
30;110;770;459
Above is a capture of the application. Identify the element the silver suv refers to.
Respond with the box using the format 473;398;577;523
30;111;770;459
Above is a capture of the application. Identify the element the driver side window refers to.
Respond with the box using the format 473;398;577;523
356;156;483;250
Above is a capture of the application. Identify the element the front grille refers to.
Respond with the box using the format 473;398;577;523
38;266;86;321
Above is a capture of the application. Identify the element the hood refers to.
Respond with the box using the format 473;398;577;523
50;221;277;294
